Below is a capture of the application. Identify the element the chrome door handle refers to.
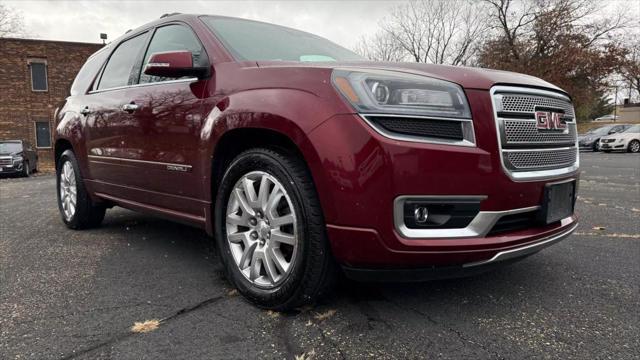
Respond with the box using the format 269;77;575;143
122;103;140;113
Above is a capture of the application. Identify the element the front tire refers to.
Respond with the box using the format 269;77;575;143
56;150;106;229
628;140;640;153
22;161;30;177
592;141;600;152
214;148;336;310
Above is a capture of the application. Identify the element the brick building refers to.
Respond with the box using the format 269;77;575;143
0;38;102;171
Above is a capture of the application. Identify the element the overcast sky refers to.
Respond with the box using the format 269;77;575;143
4;0;400;49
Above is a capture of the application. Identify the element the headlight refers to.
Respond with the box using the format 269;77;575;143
332;69;471;118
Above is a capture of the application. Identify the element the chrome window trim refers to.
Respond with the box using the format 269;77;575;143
88;77;198;94
490;86;580;182
359;113;476;147
88;155;192;169
393;195;541;239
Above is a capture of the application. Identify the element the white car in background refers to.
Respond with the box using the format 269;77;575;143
593;114;619;122
599;124;640;153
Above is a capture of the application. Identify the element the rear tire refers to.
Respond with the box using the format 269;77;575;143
214;148;336;310
628;140;640;153
56;150;106;229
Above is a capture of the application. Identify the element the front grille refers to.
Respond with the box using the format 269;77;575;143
368;116;464;140
0;157;12;166
503;120;576;145
505;148;578;170
500;94;575;118
492;87;579;180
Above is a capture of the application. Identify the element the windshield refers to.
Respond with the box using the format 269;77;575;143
0;142;22;154
622;125;640;133
202;16;364;62
587;126;613;135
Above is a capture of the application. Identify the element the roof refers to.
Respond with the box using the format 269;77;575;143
0;37;103;47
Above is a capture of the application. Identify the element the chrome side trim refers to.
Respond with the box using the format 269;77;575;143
490;86;580;182
394;195;539;239
88;155;193;169
463;222;578;267
359;114;476;147
88;77;198;94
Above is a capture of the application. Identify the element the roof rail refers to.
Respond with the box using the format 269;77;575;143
160;12;181;19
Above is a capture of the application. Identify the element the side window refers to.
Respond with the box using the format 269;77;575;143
28;59;48;92
97;33;148;90
71;50;110;95
139;24;207;84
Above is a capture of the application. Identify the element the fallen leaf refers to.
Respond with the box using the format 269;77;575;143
131;319;160;333
592;226;606;231
295;349;316;360
227;289;238;296
632;208;640;212
265;310;280;318
314;309;336;321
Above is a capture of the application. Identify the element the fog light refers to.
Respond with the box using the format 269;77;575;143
414;206;429;223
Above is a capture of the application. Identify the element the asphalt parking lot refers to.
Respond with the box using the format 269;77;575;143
1;152;639;360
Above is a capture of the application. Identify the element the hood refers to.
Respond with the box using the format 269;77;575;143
256;60;567;95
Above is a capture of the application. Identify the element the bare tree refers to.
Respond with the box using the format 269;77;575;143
354;32;406;62
0;4;27;38
354;0;489;65
619;37;640;103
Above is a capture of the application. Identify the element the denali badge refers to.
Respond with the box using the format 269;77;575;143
166;164;189;172
535;111;566;131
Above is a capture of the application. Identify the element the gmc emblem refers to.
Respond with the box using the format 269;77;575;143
535;111;566;131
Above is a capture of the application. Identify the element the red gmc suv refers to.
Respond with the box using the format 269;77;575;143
55;14;579;309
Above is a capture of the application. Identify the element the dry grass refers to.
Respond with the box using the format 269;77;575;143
313;309;336;322
131;319;160;333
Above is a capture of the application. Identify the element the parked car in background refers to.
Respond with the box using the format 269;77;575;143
0;140;38;177
578;124;632;151
54;14;579;310
599;124;640;153
593;114;619;122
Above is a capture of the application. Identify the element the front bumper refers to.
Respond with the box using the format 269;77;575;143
0;165;21;175
600;142;626;151
307;89;578;270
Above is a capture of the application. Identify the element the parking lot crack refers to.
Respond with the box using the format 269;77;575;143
57;295;225;360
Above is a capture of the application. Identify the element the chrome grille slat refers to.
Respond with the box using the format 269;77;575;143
491;86;579;180
0;158;12;166
499;94;575;118
503;120;577;144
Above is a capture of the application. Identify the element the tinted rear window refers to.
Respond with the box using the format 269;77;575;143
202;16;363;62
71;49;109;95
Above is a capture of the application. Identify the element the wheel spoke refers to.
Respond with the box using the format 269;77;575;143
266;184;283;214
271;214;294;228
257;175;271;211
242;177;259;207
268;247;289;274
249;251;262;280
233;188;255;216
262;249;279;283
227;213;250;227
270;230;295;245
239;242;257;270
228;232;249;244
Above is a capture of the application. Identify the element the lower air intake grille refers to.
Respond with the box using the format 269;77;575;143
367;116;464;140
505;148;577;170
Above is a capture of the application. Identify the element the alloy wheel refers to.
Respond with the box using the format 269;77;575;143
59;161;77;221
630;141;640;153
225;171;298;288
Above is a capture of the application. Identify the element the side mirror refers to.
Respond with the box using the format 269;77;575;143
143;51;208;79
608;130;616;134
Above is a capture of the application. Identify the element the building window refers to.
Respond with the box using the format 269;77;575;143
29;59;48;92
35;121;52;148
